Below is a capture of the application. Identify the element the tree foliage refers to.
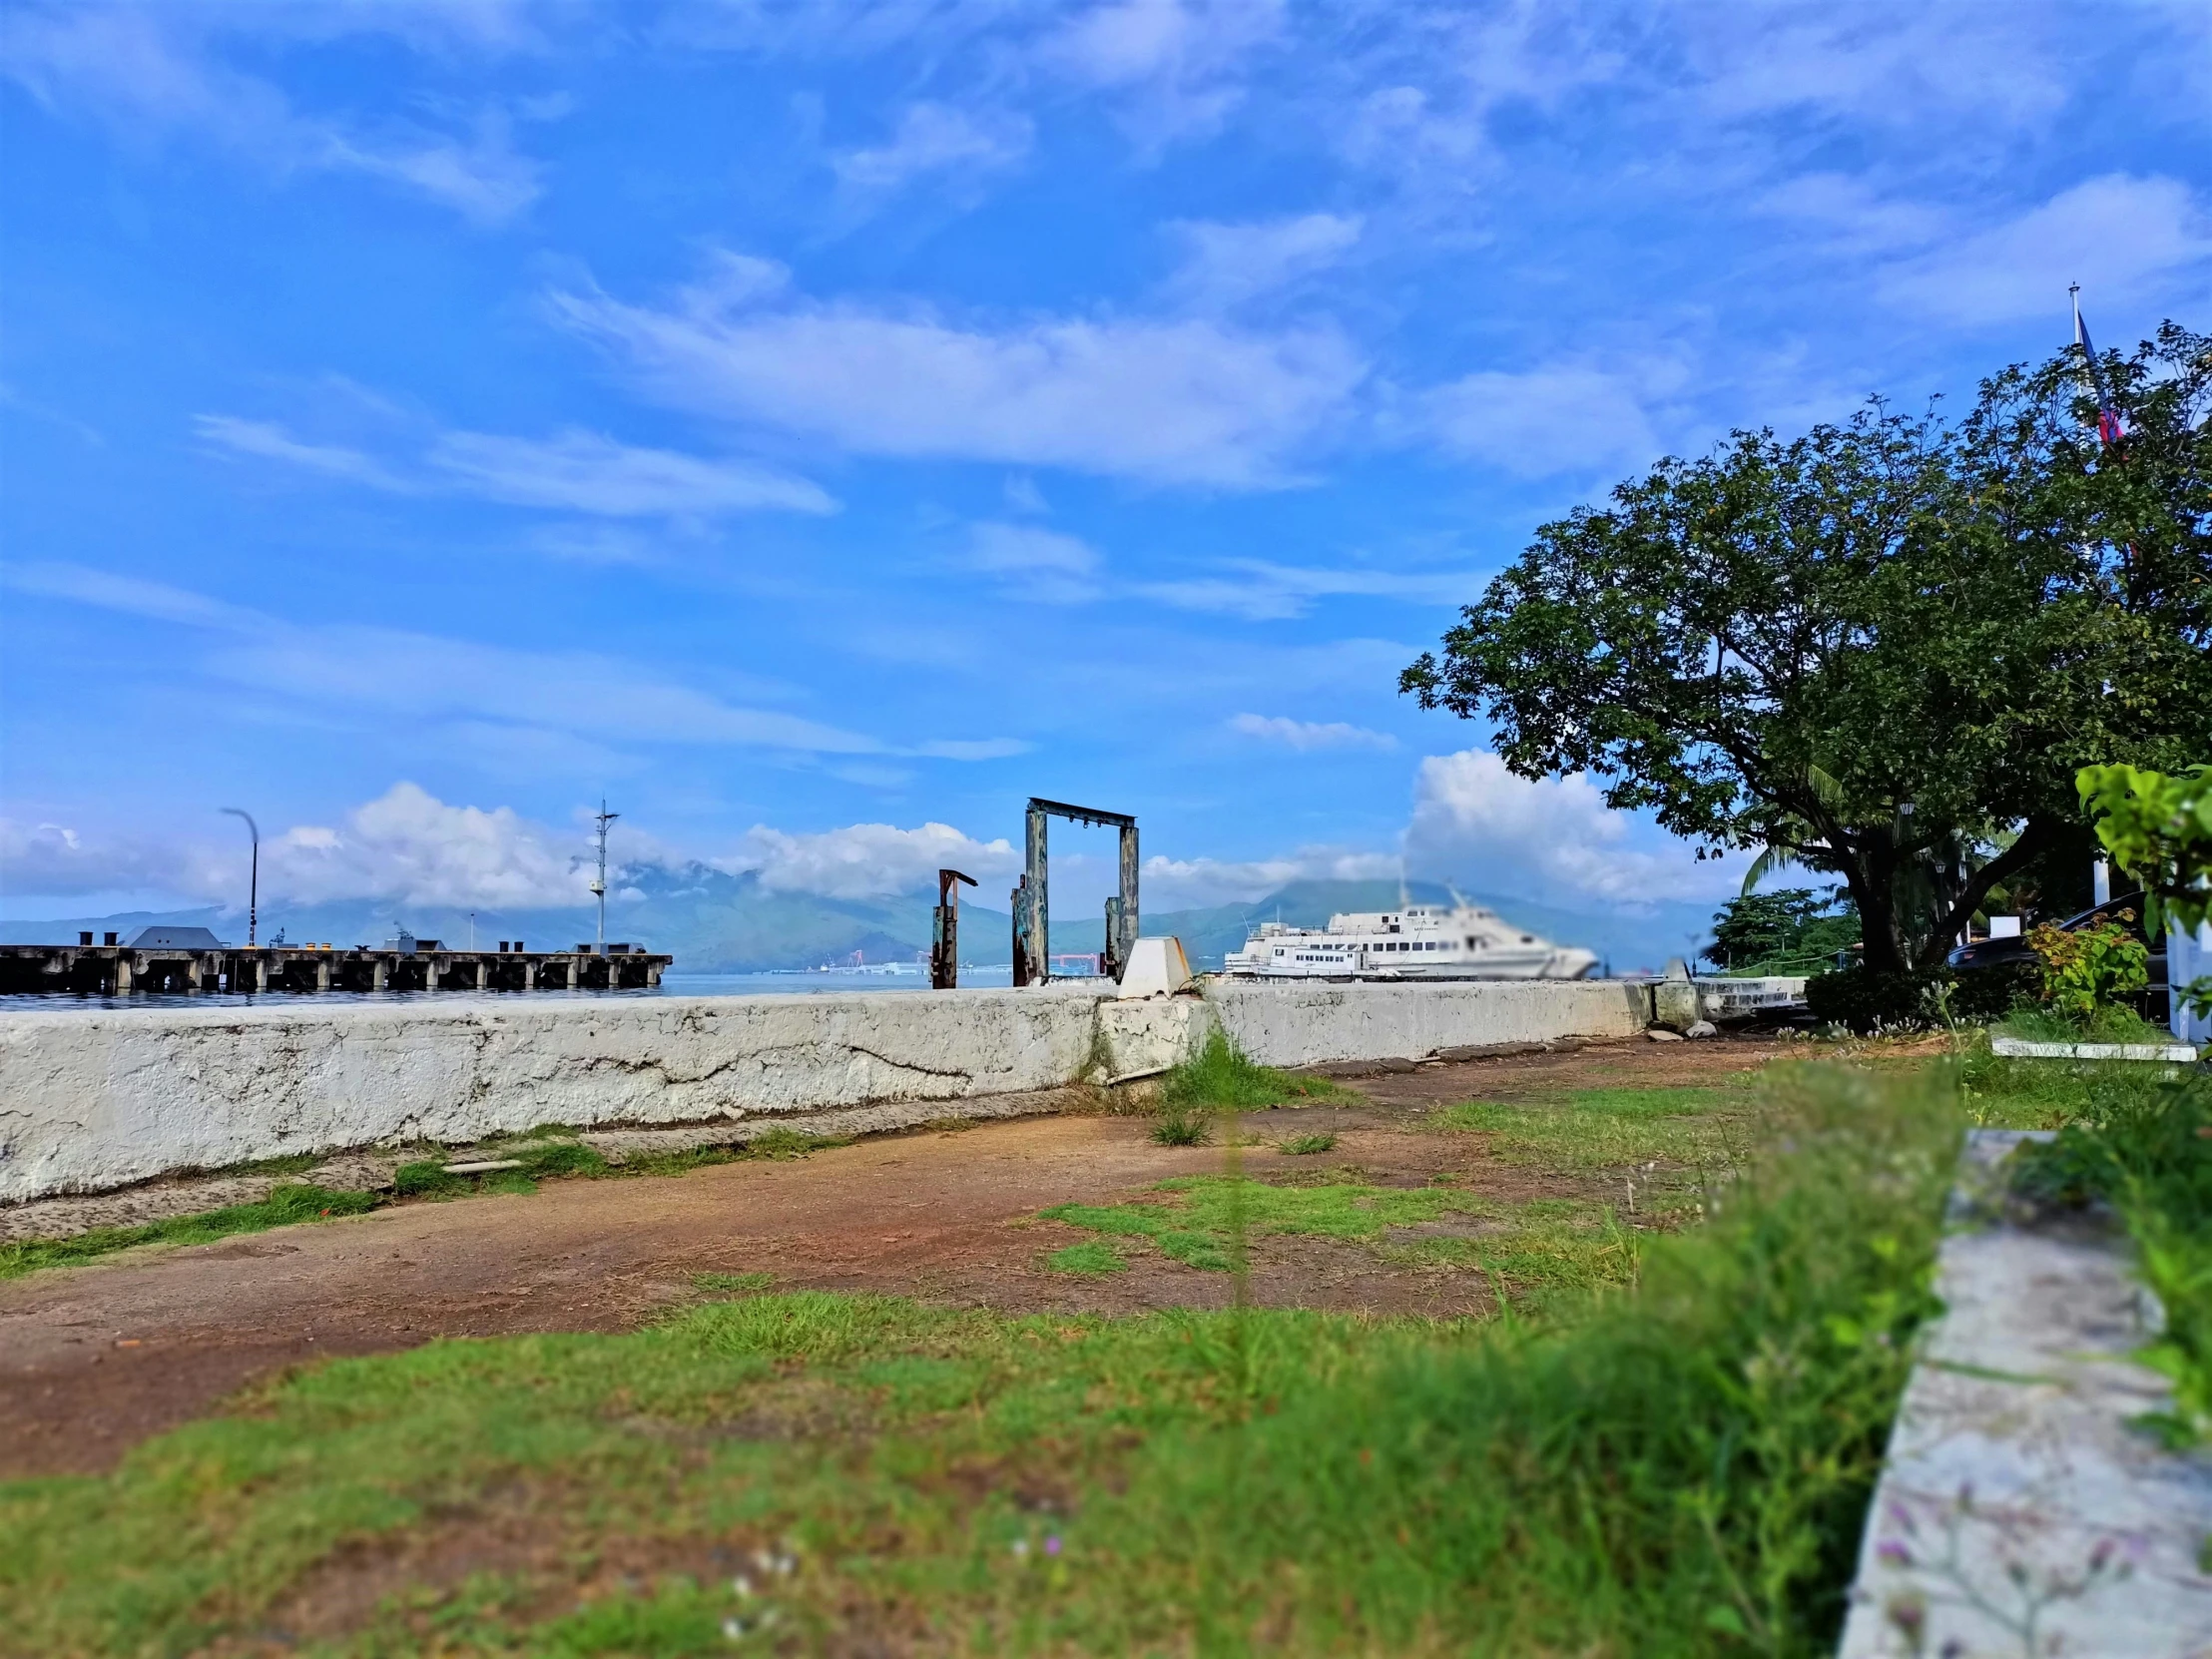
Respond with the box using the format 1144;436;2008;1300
1403;323;2212;971
1704;888;1859;974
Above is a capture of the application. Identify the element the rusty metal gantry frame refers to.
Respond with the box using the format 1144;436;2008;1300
929;867;977;989
1010;798;1138;987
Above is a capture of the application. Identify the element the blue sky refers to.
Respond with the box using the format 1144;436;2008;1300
3;0;2208;924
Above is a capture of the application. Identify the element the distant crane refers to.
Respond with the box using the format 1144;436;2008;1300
590;801;620;949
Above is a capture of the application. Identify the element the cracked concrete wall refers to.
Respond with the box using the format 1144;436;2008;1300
0;977;1645;1204
0;987;1186;1203
1205;977;1651;1068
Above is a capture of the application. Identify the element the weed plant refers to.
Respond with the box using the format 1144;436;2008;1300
0;1062;1955;1656
1149;1109;1212;1147
1159;1030;1344;1111
1279;1132;1337;1155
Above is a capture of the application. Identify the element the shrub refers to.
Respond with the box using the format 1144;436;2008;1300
1805;965;1941;1033
2027;911;2149;1025
1946;959;2036;1023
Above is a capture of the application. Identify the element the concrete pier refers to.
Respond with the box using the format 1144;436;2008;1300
0;942;671;997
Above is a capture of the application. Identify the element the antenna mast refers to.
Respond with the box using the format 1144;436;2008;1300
590;801;620;948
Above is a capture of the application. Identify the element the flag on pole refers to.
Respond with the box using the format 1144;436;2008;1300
2070;284;2124;446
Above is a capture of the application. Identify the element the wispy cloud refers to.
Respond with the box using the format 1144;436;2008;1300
3;3;545;224
193;414;413;489
1035;0;1287;146
1227;712;1395;751
1875;174;2212;326
549;253;1365;489
831;101;1032;196
1137;558;1477;621
1164;212;1362;311
3;563;1021;764
195;414;836;519
962;521;1103;604
427;428;836;517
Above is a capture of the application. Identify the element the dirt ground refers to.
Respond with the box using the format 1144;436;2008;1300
0;1033;1791;1480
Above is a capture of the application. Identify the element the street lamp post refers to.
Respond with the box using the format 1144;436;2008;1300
220;809;260;947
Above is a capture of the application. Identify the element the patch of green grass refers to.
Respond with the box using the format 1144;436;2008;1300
0;1062;1957;1658
0;1184;380;1280
1430;1083;1742;1174
1046;1241;1129;1277
1955;1027;2182;1130
1994;1004;2177;1045
1160;1029;1348;1110
1385;1198;1646;1307
1043;1175;1494;1274
1279;1132;1338;1155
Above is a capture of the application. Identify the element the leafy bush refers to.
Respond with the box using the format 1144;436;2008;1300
1805;965;1941;1033
1946;959;2036;1023
2080;762;2212;1019
2026;911;2149;1024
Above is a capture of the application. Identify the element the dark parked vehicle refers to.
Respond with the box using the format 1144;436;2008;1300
1946;891;2169;1015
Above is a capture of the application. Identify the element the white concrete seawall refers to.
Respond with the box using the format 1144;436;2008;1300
0;978;1650;1204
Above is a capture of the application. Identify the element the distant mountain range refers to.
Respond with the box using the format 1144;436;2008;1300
3;868;1721;977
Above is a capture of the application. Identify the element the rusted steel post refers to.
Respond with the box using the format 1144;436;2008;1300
1103;896;1124;981
932;867;977;989
1118;821;1139;976
1020;803;1049;985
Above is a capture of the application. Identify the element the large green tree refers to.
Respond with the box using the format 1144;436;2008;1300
1402;324;2212;973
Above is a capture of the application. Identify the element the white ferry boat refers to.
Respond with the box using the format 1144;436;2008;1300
1223;899;1598;981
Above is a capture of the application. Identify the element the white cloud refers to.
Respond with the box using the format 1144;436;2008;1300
1227;713;1395;751
0;783;597;910
1876;174;2212;326
3;4;543;223
963;521;1103;603
725;821;1019;900
1136;558;1477;621
427;428;836;517
1421;360;1669;479
832;101;1032;194
196;413;835;518
549;257;1364;488
1138;846;1399;909
1165;212;1362;310
262;783;590;907
1403;749;1744;911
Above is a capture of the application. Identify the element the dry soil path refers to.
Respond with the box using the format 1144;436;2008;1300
0;1035;1786;1479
